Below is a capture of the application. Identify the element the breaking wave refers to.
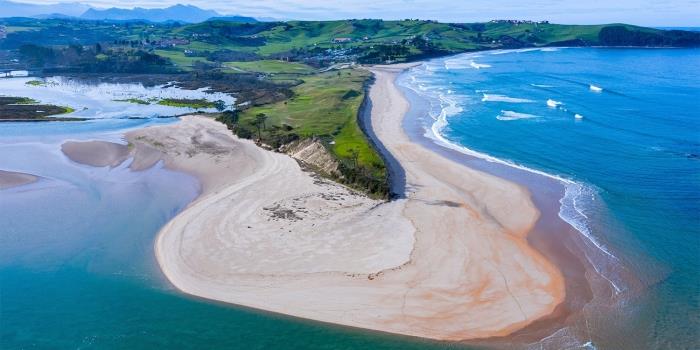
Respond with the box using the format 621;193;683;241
482;94;534;103
497;110;541;121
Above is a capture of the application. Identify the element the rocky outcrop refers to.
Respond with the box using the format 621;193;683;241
281;138;340;177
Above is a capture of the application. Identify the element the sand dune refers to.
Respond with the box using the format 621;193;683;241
129;65;565;341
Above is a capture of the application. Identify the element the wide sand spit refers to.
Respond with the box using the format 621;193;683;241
64;64;566;341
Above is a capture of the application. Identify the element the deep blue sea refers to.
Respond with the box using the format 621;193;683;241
399;48;700;349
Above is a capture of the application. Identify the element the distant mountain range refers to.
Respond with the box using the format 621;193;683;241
0;0;90;18
0;1;259;23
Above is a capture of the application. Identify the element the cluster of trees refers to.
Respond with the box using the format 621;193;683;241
112;39;144;48
202;49;261;62
358;36;448;64
336;157;388;197
217;110;298;148
187;22;273;46
19;44;177;73
175;70;294;106
0;23;119;50
598;26;700;47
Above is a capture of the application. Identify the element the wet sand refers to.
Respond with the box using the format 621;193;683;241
61;140;130;167
0;169;38;189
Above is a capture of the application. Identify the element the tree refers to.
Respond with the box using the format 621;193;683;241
214;100;226;112
256;113;268;129
348;148;359;168
254;113;268;140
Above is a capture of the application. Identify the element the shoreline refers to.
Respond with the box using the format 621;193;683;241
393;61;625;346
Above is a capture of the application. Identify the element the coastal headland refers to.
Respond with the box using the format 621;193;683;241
60;64;568;341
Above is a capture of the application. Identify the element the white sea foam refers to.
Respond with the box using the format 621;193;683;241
469;60;492;69
559;183;623;294
575;114;584;120
443;54;490;70
589;84;603;92
530;326;596;350
490;48;542;55
531;83;555;88
497;111;541;121
547;99;563;108
482;94;534;103
490;47;573;56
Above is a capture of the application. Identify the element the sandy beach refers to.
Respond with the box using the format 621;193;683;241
58;65;566;341
0;169;38;189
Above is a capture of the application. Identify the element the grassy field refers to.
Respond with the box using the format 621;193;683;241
154;50;213;69
158;98;217;108
223;60;316;74
238;68;384;181
113;98;150;105
4;26;38;33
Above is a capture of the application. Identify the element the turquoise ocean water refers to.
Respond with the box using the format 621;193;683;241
398;48;700;349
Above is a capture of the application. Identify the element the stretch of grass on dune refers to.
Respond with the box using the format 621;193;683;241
113;98;150;105
157;98;217;109
223;60;316;75
238;68;383;175
25;80;46;87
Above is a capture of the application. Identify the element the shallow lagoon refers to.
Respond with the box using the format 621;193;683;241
0;77;236;119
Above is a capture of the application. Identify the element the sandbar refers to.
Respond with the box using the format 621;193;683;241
144;64;564;341
61;140;130;167
0;169;38;189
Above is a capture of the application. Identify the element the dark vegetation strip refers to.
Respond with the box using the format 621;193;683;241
0;96;79;121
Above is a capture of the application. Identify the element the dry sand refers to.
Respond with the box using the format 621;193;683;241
0;169;38;189
137;64;566;341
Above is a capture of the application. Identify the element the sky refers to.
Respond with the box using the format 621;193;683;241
12;0;700;26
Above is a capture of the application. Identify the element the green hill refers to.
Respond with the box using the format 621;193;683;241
3;19;699;69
